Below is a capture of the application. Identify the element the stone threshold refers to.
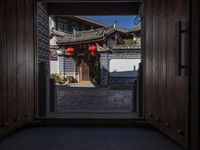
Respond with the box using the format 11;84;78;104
44;112;139;119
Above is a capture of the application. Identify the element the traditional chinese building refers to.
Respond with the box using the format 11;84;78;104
49;16;141;86
49;16;108;33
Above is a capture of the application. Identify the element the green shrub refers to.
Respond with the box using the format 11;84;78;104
124;39;136;45
50;73;64;84
66;76;77;83
50;74;77;84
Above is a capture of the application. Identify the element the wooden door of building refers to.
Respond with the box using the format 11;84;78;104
144;0;189;147
80;59;90;81
0;0;35;138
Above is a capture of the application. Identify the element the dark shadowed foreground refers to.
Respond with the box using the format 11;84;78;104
0;127;184;150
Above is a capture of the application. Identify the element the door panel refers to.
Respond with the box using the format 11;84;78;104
0;0;35;138
166;0;189;145
144;0;189;147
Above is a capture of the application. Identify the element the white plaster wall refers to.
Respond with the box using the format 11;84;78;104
50;60;59;74
109;59;141;77
110;59;141;71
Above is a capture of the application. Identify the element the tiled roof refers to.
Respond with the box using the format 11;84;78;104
111;45;141;50
126;25;141;33
74;16;109;28
50;45;60;49
115;25;141;33
50;29;67;37
54;27;116;45
97;44;141;53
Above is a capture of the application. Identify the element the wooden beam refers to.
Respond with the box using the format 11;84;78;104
47;2;141;15
39;0;143;3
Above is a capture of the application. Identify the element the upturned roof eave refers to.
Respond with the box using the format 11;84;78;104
74;16;109;28
56;37;105;46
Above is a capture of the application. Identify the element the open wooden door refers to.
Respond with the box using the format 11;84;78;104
144;0;189;147
0;0;35;138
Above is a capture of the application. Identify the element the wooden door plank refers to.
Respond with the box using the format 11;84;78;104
144;0;153;121
158;0;167;130
7;0;19;133
152;0;160;127
166;0;181;144
174;0;189;145
0;0;8;137
25;0;34;122
17;0;26;127
166;0;176;134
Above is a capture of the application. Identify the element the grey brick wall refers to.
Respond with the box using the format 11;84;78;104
58;56;75;75
37;2;50;114
37;2;49;64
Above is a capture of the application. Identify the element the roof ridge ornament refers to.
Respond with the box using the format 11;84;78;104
113;24;116;29
73;28;76;36
113;20;117;29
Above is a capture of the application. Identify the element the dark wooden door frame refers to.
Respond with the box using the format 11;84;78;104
33;1;199;149
38;0;143;3
190;0;200;149
38;0;142;15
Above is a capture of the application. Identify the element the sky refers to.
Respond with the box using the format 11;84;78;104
84;16;139;29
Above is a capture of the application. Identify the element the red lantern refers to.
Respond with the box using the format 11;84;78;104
88;45;97;56
66;47;75;57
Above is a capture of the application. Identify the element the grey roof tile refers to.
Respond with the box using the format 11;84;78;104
53;27;116;45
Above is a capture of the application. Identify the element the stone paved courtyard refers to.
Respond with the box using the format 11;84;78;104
54;83;134;114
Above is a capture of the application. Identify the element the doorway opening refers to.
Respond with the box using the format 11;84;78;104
0;0;193;149
36;2;143;119
35;0;190;147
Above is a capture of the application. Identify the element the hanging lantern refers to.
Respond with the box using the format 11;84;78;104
66;47;75;57
88;45;97;56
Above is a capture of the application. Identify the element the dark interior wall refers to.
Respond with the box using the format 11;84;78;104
0;0;35;138
144;0;189;147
